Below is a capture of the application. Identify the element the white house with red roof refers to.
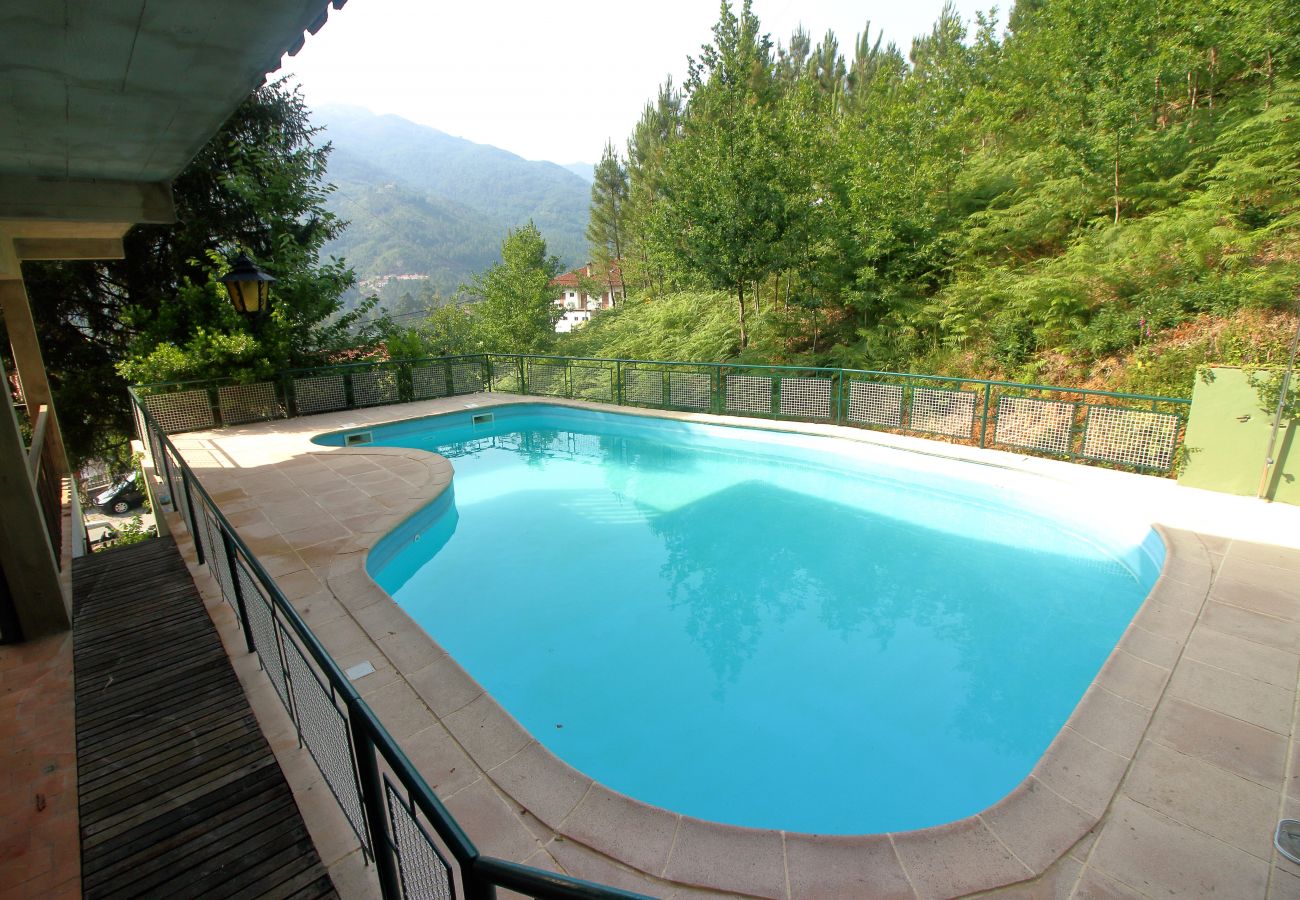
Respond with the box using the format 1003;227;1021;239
551;262;623;332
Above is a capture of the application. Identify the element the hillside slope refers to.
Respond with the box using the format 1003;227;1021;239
317;105;590;282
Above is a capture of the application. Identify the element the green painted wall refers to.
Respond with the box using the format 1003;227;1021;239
1179;366;1299;504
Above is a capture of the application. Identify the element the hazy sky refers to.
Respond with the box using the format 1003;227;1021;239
280;0;994;165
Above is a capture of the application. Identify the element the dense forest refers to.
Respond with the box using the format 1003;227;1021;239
560;0;1300;400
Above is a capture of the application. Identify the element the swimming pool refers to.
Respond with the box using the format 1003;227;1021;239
318;403;1163;834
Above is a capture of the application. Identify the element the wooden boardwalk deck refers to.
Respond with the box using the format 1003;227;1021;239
72;537;338;900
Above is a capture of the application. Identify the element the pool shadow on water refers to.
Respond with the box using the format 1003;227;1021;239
642;478;1145;753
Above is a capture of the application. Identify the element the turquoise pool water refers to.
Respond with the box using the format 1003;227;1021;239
319;404;1162;834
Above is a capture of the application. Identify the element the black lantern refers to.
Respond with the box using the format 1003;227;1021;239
220;252;276;317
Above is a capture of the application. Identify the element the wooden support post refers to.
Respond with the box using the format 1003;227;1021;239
0;355;69;638
0;279;69;476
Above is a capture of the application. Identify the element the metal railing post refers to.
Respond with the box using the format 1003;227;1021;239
979;383;993;447
348;708;402;900
181;469;205;566
221;529;257;655
615;360;623;406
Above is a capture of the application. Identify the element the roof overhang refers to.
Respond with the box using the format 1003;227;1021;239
0;0;343;273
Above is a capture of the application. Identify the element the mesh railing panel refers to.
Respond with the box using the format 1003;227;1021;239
623;369;665;405
281;636;369;849
411;364;449;400
725;375;773;414
158;446;181;513
385;778;454;900
353;370;400;407
236;558;291;712
910;386;977;437
144;389;215;434
994;396;1075;455
1082;406;1181;471
449;362;484;395
778;377;833;419
216;382;280;426
527;363;566;397
490;359;521;393
848;381;904;427
295;375;347;415
669;372;711;410
202;506;236;608
570;366;612;402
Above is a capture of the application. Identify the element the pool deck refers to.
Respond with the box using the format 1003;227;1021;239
167;393;1300;899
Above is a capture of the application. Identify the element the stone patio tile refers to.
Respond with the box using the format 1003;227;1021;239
1223;542;1300;574
1132;600;1197;643
560;783;680;877
1147;697;1287;791
981;777;1095;873
891;815;1033;899
489;741;592;831
311;612;379;662
1160;539;1213;588
1200;601;1300;654
783;833;914;900
1147;575;1209;614
1066;685;1151;759
406;653;486;719
1122;739;1279;860
402;723;480;798
982;855;1082;899
661;817;785;899
1212;570;1300;622
297;537;355;574
1166;657;1293;734
1271;865;1300;900
362;677;436;742
281;519;352;550
328;569;388;612
274;566;326;601
1115;625;1181;669
294;591;350;631
444;778;540;863
336;512;401;535
1070;865;1144;898
259;550;308;577
1031;728;1129;818
225;506;269;528
1184;626;1300;688
441;693;532;771
1090;796;1268;897
1094;650;1170;709
545;837;670;897
242;530;293;558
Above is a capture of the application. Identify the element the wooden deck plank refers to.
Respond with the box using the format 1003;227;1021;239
73;537;338;900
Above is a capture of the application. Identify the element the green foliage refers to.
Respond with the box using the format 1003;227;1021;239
383;304;483;359
25;79;373;464
561;292;740;362
580;0;1300;399
466;223;564;354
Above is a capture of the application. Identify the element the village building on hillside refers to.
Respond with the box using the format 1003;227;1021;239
551;262;623;333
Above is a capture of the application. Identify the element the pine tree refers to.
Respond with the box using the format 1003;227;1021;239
586;141;629;296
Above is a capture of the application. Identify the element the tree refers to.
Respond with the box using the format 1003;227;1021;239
648;0;808;348
21;78;373;466
586;141;630;296
467;222;564;354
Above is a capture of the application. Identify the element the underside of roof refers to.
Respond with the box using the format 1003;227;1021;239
0;0;343;228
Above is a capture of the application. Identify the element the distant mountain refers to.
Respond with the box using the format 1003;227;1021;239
315;106;591;295
562;162;595;183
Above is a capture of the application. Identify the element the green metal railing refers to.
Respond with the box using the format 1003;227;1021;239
135;353;1191;474
129;387;650;900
